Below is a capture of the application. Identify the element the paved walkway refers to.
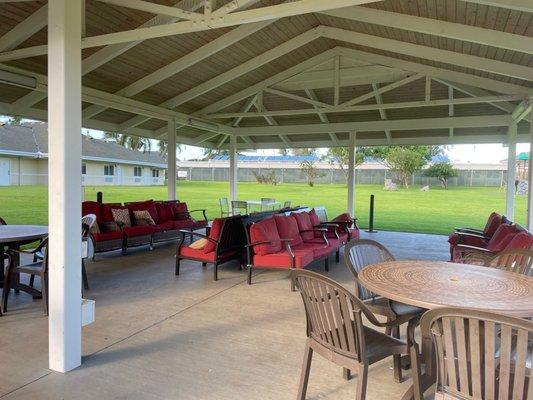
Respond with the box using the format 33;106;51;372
0;231;448;399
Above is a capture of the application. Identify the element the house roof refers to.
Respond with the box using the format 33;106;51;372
0;122;167;168
0;1;531;150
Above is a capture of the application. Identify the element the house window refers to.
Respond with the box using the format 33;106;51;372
81;164;86;175
104;165;115;176
152;169;159;178
134;167;142;177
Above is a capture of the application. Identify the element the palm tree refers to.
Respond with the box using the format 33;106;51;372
157;139;182;157
103;132;152;153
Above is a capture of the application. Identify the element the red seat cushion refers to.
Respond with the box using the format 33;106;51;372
82;201;102;221
504;231;533;250
253;248;314;269
293;242;330;259
92;230;123;242
274;215;303;247
484;212;503;237
179;247;238;262
250;218;282;256
309;209;321;226
123;225;155;237
292;212;314;241
127;200;159;224
487;224;519;253
204;218;224;253
193;220;208;230
174;220;194;230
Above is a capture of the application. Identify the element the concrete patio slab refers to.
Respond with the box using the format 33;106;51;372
0;231;448;399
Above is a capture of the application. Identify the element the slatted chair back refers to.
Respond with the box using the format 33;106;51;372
218;215;246;254
313;206;328;223
0;217;6;225
219;197;229;216
261;197;276;211
420;307;533;400
283;201;291;209
344;239;395;301
82;214;96;238
231;200;248;215
488;248;533;276
292;269;367;362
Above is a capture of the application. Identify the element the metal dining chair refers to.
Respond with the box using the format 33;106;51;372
231;201;248;215
292;270;416;400
261;198;276;211
219;197;231;217
81;214;96;291
283;201;291;209
421;307;533;400
344;239;423;382
487;248;533;275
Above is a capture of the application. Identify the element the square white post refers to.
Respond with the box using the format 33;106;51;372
48;0;83;372
506;123;517;220
347;131;356;216
229;135;237;202
527;118;533;231
167;119;176;200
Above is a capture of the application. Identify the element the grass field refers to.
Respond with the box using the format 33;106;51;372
0;182;525;235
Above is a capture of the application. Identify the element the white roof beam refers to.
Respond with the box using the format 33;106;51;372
337;47;531;96
448;86;454;138
0;4;47;52
256;91;278;126
512;100;532;123
232;94;258;127
94;0;204;20
371;83;391;144
322;6;533;55
233;115;512;136
264;88;330;108
212;0;261;17
324;27;533;82
333;55;340;106
459;0;533;13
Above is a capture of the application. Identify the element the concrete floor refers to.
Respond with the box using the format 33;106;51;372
0;231;448;400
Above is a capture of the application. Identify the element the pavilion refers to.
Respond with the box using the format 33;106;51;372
0;0;532;373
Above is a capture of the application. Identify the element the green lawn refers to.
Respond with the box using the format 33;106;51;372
0;182;526;235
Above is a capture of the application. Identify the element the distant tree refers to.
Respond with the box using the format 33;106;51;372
292;148;317;157
157;140;182;157
278;148;289;156
300;160;324;187
7;116;22;125
325;147;365;180
202;148;228;160
103;132;152;153
424;162;458;189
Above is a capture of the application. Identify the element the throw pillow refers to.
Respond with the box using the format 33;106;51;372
133;210;156;226
189;238;208;250
111;208;132;227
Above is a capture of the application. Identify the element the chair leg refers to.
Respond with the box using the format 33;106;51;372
392;325;403;383
1;265;12;312
407;320;423;400
213;263;218;281
175;257;181;276
82;260;89;290
202;262;207;268
343;368;351;380
29;275;35;287
297;344;313;400
42;273;48;316
355;362;368;400
247;266;252;285
336;250;340;263
324;257;329;272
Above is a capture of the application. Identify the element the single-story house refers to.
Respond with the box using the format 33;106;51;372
0;122;166;186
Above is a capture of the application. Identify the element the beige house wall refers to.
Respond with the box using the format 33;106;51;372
0;156;165;186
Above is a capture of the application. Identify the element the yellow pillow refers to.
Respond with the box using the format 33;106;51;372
189;238;208;250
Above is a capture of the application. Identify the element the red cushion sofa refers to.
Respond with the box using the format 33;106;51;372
244;211;345;288
175;215;246;281
82;199;208;258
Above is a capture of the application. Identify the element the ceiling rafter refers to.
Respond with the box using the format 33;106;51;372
458;0;533;13
371;83;391;144
264;88;330;108
94;0;204;20
322;6;533;55
0;4;47;52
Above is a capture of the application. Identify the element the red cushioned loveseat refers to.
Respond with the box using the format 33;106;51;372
244;211;345;287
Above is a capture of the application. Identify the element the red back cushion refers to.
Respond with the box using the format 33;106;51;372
274;215;303;247
82;201;102;221
487;224;519;252
332;212;353;224
155;202;170;222
484;212;503;237
250;218;282;256
309;209;320;226
101;203;125;222
292;212;314;241
126;200;159;224
173;202;189;220
204;218;224;253
504;231;533;250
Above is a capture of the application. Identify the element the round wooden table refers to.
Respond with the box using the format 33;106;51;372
359;260;533;400
0;225;48;285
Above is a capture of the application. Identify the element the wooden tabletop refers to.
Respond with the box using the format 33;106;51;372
0;225;48;244
359;260;533;318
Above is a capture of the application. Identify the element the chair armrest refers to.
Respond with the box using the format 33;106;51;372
300;228;328;233
455;231;488;240
455;227;484;235
187;209;208;221
454;244;493;253
178;230;217;244
245;238;292;248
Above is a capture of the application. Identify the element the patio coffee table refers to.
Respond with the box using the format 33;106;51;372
359;260;533;400
0;225;48;287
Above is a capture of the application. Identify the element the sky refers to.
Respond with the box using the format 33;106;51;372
1;116;529;163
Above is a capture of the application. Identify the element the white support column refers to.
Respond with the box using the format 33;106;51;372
48;0;83;373
347;131;356;216
506;123;517;220
229;135;237;202
167;119;176;200
527;114;533;232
